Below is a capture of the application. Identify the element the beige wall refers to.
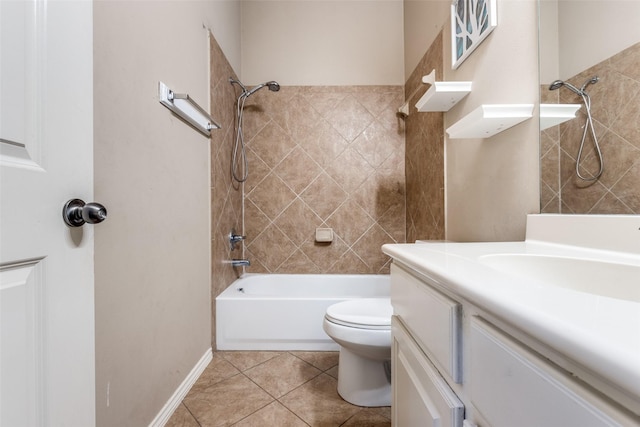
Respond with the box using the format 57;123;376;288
240;0;404;85
208;1;242;75
93;1;238;425
403;0;449;82
539;0;560;84
557;0;640;80
443;1;540;241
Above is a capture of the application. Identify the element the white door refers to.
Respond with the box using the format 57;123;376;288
0;1;96;425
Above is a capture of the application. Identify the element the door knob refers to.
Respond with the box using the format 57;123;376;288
63;199;108;227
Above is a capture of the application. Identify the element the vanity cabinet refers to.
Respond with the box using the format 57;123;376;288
390;262;640;427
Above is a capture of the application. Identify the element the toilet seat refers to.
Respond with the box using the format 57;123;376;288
325;298;392;330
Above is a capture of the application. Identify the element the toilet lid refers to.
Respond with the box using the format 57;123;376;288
325;298;392;329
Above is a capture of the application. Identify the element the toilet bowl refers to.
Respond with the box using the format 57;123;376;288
322;298;392;407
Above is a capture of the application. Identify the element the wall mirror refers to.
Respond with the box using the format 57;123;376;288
538;0;640;215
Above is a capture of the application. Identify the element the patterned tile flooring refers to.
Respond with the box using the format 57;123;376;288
166;351;391;427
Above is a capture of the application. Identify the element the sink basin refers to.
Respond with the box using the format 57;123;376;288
479;254;640;303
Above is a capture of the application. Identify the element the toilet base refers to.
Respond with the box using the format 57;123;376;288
337;347;391;407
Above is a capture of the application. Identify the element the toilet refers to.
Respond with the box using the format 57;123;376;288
322;298;393;407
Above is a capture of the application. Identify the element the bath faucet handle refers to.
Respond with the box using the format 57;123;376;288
229;229;246;250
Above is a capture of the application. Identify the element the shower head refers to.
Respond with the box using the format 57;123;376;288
548;79;583;96
229;77;280;98
548;76;598;96
549;80;565;91
245;80;280;97
266;81;280;92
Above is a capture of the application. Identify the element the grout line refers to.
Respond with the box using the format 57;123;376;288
181;403;204;427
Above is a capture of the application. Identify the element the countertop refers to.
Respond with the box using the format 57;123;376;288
382;239;640;410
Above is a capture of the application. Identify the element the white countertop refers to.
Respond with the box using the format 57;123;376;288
382;238;640;409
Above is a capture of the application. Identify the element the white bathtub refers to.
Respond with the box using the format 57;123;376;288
215;274;390;351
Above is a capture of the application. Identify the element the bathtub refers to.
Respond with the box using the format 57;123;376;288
215;274;390;351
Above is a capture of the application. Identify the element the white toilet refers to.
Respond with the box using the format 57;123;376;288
322;298;393;407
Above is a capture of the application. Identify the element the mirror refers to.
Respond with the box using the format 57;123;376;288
539;0;640;214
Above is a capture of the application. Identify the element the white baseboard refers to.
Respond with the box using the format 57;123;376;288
149;347;213;427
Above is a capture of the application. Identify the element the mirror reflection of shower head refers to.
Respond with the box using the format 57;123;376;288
549;79;583;96
548;76;598;96
548;75;603;182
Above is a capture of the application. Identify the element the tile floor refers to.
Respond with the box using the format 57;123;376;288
166;351;391;427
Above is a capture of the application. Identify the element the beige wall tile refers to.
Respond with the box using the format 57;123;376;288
216;82;405;278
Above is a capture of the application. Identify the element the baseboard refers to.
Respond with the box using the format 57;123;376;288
148;347;213;427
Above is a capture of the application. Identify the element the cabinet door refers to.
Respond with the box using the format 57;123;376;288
391;264;462;383
392;317;464;427
470;317;639;427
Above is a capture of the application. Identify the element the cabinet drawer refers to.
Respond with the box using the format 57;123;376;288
392;317;464;427
470;317;639;427
391;263;462;383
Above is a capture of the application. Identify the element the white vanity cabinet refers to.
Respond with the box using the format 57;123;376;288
390;262;640;427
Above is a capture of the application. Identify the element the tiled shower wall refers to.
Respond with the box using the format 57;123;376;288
242;86;406;274
210;33;243;344
404;31;446;242
541;42;640;214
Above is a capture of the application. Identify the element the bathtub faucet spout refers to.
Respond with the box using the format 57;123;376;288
231;259;250;268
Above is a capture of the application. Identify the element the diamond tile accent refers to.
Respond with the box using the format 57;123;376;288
300;172;348;219
270;95;323;142
247;173;296;220
353;120;401;168
247;224;298;271
326;146;375;194
324;94;375;141
298;120;349;168
274;198;323;246
326;198;375;246
274;146;322;194
300;235;350;272
351;224;395;273
248;121;296;168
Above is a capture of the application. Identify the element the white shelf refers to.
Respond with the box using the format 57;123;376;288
446;104;534;139
415;70;472;112
540;104;581;130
